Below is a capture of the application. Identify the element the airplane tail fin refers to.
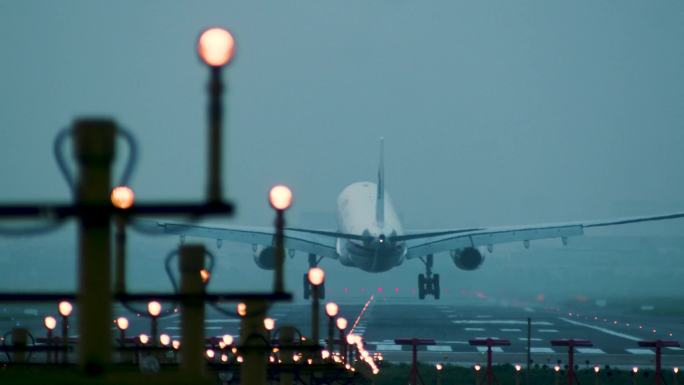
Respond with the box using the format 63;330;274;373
376;137;385;227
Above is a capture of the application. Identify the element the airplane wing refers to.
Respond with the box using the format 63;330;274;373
137;221;340;260
404;211;684;259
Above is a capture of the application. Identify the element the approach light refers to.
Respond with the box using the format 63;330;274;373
237;303;247;317
147;301;162;317
160;334;171;346
222;334;234;345
111;186;135;209
197;28;236;67
269;185;293;211
264;317;275;331
139;334;149;344
58;301;73;317
307;267;325;286
336;317;348;330
325;302;339;317
116;316;129;331
44;316;57;330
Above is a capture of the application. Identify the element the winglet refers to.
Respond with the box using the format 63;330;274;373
376;137;385;227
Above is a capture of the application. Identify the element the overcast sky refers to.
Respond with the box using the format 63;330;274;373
1;1;684;298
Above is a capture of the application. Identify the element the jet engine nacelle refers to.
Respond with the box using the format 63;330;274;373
450;247;485;271
253;245;276;270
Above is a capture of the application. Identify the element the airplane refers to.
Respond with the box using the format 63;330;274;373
149;138;684;300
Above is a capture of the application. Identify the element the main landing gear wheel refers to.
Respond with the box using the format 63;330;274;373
418;254;440;300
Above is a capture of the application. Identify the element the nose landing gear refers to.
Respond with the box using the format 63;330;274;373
418;254;440;300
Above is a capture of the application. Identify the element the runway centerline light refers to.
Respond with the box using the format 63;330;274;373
111;186;135;209
58;301;73;317
116;316;129;331
44;316;57;330
269;185;293;211
325;302;339;317
197;28;235;67
307;267;325;286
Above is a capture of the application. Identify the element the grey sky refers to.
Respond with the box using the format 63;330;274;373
1;1;684;298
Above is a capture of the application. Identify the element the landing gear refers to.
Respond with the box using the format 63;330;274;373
303;254;325;300
418;254;440;300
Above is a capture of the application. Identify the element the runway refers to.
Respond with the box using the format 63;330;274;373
2;296;683;368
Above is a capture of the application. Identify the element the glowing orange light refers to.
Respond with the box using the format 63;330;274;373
554;365;561;372
264;317;275;331
200;269;210;284
515;364;522;372
197;28;236;67
307;267;325;286
269;185;293;211
594;366;600;373
436;363;443;371
336;317;348;330
44;316;57;330
147;301;162;317
116;316;129;331
474;364;481;372
325;302;339;317
206;349;215;359
139;334;149;344
58;301;73;317
159;334;171;346
222;334;234;345
111;186;135;209
237;303;247;317
172;340;180;350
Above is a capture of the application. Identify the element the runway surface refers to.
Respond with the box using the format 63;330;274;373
2;296;683;368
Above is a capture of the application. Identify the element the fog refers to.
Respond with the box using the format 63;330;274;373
1;1;683;304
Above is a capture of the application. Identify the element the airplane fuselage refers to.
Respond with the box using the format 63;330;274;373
335;182;406;272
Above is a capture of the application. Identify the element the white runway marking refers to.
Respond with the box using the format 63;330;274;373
500;328;522;332
476;315;492;319
376;344;403;351
428;345;453;352
205;319;240;324
559;317;641;342
626;349;654;355
530;347;555;353
437;340;469;345
524;307;535;313
538;329;558;333
465;327;486;331
576;348;605;354
477;346;504;353
452;320;553;325
668;347;684;351
519;337;542;342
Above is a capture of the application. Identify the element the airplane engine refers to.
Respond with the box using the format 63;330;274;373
253;245;276;270
450;247;485;271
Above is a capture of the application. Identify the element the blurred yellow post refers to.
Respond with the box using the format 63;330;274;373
278;326;296;385
240;299;268;385
179;244;206;376
74;119;115;372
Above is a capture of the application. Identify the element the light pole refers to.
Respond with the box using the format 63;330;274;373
58;300;72;363
336;317;348;363
474;364;481;385
325;302;339;352
116;316;129;347
674;367;680;385
147;301;162;345
269;185;292;293
435;363;444;385
264;317;275;343
307;267;325;345
111;185;134;294
594;365;600;385
44;316;57;363
197;27;236;203
514;364;522;385
632;366;639;385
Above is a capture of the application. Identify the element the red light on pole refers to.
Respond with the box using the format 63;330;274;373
469;338;511;385
551;339;593;385
638;340;681;385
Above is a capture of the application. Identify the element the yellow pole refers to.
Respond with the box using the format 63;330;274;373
74;119;115;372
179;244;206;376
